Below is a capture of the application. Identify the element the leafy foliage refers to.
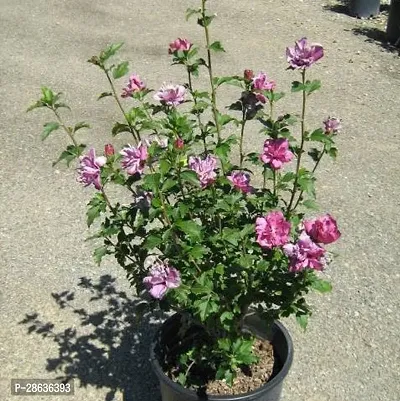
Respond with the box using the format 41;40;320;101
28;0;340;391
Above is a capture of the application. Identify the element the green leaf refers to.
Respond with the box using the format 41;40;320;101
112;122;131;137
197;15;215;27
98;92;113;100
181;170;200;186
208;41;225;52
143;234;163;250
73;121;90;133
112;61;129;79
218;337;231;352
143;173;161;193
291;81;305;92
159;160;171;177
194;296;218;321
189;245;209;259
27;100;45;112
176;220;202;240
100;42;124;63
328;146;338;160
86;193;107;227
305;79;321;95
217;113;235;126
296;314;309;331
53;144;86;166
302;199;319;210
222;227;241;246
213;76;243;89
161;178;176;192
309;129;333;145
94;246;108;266
311;278;332;293
186;7;201;20
41;122;60;141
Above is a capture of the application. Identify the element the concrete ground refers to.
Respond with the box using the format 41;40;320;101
1;0;399;400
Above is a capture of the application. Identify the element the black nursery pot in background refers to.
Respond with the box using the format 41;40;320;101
150;313;294;401
387;0;400;44
349;0;381;17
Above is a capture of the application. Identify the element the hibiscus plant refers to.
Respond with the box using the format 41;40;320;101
28;0;341;389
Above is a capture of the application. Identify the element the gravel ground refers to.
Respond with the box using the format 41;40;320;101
1;1;399;400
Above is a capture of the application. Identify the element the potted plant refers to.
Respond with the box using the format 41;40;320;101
349;0;381;18
28;1;341;399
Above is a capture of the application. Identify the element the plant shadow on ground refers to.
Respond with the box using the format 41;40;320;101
352;27;400;55
19;275;163;401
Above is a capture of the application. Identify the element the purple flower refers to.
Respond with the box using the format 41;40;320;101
323;117;342;135
154;84;186;106
77;148;106;190
283;232;326;272
188;155;217;188
261;138;294;170
143;260;181;299
304;214;341;244
120;142;148;175
286;38;324;70
252;72;276;91
168;38;192;54
121;74;146;98
255;211;291;249
227;171;252;193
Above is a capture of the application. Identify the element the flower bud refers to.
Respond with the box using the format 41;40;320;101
104;143;115;157
174;138;184;149
244;69;254;81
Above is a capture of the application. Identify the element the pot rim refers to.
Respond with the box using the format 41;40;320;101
149;314;293;400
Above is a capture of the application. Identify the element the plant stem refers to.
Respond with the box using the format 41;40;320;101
239;109;246;168
51;108;78;147
286;69;307;216
101;188;117;215
292;144;325;210
201;0;221;141
273;169;277;198
187;69;208;154
104;70;140;144
263;166;267;189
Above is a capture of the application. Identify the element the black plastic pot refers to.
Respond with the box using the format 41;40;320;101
387;0;400;45
150;312;293;401
349;0;381;18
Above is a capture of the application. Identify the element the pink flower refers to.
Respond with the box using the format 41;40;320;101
77;148;106;190
255;93;267;104
252;72;276;91
283;232;326;272
286;38;324;70
323;117;342;135
227;171;252;193
121;74;146;98
304;214;341;244
143;260;181;299
174;138;184;149
188;155;217;188
154;84;186;107
104;143;115;157
120;142;148;175
261;138;294;170
255;211;291;249
168;38;192;54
